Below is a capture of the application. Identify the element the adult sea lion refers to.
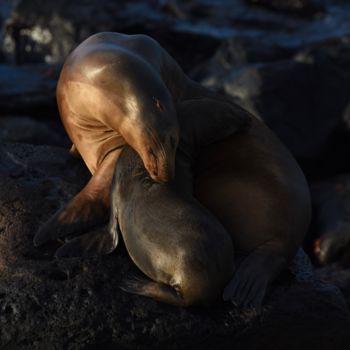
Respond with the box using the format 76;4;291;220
33;32;249;247
56;99;311;309
179;100;312;307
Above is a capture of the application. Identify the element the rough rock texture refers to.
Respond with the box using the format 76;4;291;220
244;0;326;17
0;115;68;147
0;143;349;349
2;0;350;68
316;265;350;308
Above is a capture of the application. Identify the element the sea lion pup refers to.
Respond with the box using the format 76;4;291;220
177;100;312;308
115;146;235;306
58;145;235;307
33;32;249;248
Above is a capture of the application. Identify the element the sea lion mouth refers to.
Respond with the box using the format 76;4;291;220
145;147;174;183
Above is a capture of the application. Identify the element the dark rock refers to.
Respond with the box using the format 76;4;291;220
244;0;326;17
0;0;223;73
0;63;60;115
0;142;349;349
195;42;350;179
316;265;350;308
0;0;18;62
0;115;69;147
3;0;350;70
0;0;174;65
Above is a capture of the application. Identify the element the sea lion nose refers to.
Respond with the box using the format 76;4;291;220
143;145;175;183
150;169;169;184
314;238;322;254
149;166;172;183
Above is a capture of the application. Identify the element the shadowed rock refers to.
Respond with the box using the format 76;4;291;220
0;115;68;147
244;0;326;17
0;142;350;349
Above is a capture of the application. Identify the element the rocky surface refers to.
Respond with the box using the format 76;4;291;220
1;0;350;348
316;264;350;308
244;0;326;17
0;115;68;147
0;143;349;349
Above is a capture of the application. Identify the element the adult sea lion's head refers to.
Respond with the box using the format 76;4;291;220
119;76;179;183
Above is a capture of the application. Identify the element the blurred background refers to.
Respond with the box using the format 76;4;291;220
1;0;350;287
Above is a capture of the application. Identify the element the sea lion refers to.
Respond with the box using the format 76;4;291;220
178;100;311;307
33;32;249;247
106;145;234;307
55;99;311;309
52;99;245;308
311;177;350;266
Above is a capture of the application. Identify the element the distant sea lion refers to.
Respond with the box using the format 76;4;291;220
56;99;311;308
33;32;249;248
311;177;350;266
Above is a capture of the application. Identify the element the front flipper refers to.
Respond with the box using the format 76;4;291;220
34;193;109;247
55;223;119;258
34;150;119;248
223;242;288;310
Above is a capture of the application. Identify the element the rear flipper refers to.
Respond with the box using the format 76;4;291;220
120;275;186;307
223;241;288;310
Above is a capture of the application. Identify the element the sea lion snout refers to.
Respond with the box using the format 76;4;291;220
132;126;178;183
144;141;177;183
314;227;350;265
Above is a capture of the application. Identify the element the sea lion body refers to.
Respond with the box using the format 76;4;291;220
111;146;235;307
34;32;248;247
176;100;312;307
55;99;311;308
35;33;311;308
110;102;311;308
